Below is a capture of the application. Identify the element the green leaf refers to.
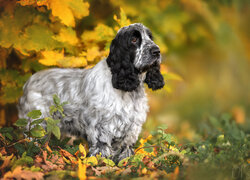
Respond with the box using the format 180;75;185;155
103;158;115;167
53;94;60;105
157;124;168;130
5;133;13;140
52;126;61;139
0;127;13;133
45;117;61;138
144;142;153;153
13;152;34;169
118;157;130;167
209;116;221;129
14;143;26;156
150;130;157;136
30;125;46;138
163;134;172;143
30;119;44;126
27;110;42;119
61;101;68;106
14;118;28;127
144;147;153;153
130;154;144;164
49;106;57;115
23;23;62;53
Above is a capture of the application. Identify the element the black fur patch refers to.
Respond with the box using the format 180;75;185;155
107;30;140;92
144;62;165;90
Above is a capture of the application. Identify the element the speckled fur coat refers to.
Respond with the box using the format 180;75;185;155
18;23;165;162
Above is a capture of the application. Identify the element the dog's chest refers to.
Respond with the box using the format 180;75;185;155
101;88;148;138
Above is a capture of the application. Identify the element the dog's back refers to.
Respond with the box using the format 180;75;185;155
18;67;88;120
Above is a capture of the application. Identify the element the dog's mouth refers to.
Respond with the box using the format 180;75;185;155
138;57;160;73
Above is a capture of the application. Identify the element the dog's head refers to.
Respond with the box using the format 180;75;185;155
107;23;165;92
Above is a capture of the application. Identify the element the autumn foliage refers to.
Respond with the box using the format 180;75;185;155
0;0;250;179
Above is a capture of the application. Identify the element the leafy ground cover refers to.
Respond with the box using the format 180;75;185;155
0;96;249;179
0;1;250;179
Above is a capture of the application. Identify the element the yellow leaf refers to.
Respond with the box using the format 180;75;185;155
103;158;115;167
78;159;87;180
39;50;64;66
66;0;89;19
17;0;36;6
95;24;115;41
53;27;78;45
49;0;75;27
135;135;155;156
59;57;87;67
37;0;49;6
86;46;101;62
39;51;87;67
63;156;71;164
142;167;147;174
17;0;49;6
79;144;87;158
114;8;131;30
85;156;98;166
48;0;89;27
81;24;115;43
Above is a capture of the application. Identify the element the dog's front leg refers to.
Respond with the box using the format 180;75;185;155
114;123;143;162
86;126;114;158
114;145;134;163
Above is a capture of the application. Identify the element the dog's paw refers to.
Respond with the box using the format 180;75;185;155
113;146;134;163
88;142;113;158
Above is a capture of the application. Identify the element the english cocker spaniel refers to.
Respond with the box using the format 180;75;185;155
18;23;165;162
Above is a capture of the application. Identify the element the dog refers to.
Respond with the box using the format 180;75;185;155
18;23;165;162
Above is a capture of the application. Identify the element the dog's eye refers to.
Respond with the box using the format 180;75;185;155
131;37;138;43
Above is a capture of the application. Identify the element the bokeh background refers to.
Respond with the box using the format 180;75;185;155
0;0;249;144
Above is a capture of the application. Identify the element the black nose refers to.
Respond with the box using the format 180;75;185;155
150;46;160;56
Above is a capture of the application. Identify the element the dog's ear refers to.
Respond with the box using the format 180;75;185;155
107;36;140;91
144;62;165;90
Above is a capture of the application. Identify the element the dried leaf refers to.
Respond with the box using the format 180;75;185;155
79;144;87;158
3;166;44;180
0;154;14;172
78;159;86;180
85;156;98;166
59;148;77;164
92;166;120;176
121;167;131;176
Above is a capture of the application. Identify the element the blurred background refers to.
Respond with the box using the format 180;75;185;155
0;0;249;143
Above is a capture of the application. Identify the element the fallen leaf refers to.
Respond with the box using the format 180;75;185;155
121;167;131;176
85;156;98;166
0;154;14;174
102;158;116;167
92;166;119;176
59;148;77;164
78;159;86;180
142;167;147;174
3;166;44;180
79;144;87;158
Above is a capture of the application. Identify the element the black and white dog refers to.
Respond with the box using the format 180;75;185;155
18;23;164;162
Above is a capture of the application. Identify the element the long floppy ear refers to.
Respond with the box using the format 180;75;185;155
106;37;140;92
144;62;165;90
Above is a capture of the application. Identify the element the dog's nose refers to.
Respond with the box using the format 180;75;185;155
150;46;160;56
